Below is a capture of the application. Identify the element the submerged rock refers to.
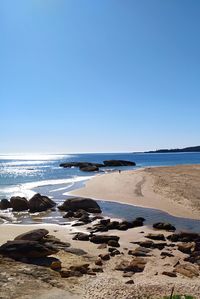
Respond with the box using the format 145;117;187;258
58;197;102;213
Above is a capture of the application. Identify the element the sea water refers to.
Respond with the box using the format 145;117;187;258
0;152;200;230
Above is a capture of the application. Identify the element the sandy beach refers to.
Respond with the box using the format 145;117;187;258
71;164;200;219
1;165;200;299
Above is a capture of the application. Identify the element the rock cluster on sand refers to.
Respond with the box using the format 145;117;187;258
59;159;136;172
0;229;71;261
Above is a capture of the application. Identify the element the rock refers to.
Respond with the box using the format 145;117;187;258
100;218;111;225
160;251;174;257
42;235;71;249
29;193;56;213
99;253;110;261
175;263;199;278
107;239;120;247
0;240;58;259
90;235;119;244
73;209;89;218
0;199;11;210
103;160;136;167
123;272;133;277
145;233;166;241
60;270;83;278
50;261;62;271
153;222;176;231
63;211;74;218
167;232;200;243
133;240;166;250
58;197;101;213
64;247;87;256
10;196;29;211
162;271;177;277
178;242;195;254
110;249;120;256
107;221;120;230
69;263;90;274
71;222;85;227
115;257;146;273
132;218;145;228
125;279;134;284
95;258;103;266
80;165;99;172
92;267;103;273
60;162;104;169
128;246;151;257
72;232;90;241
86;270;96;275
14;229;49;241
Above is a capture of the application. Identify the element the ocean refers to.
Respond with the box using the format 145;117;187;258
0;152;200;230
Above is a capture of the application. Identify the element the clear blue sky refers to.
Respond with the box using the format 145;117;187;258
1;0;200;153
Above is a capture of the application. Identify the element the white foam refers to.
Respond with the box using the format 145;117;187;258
0;176;92;199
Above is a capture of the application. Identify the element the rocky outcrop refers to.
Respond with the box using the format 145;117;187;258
0;198;11;210
103;160;136;167
153;222;176;231
10;196;29;211
29;193;56;213
59;160;136;171
167;232;200;243
0;240;58;259
14;229;49;241
58;197;102;213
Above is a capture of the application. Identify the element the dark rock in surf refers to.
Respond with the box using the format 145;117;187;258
10;196;29;211
0;199;11;210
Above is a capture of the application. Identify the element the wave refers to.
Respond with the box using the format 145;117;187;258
0;176;92;199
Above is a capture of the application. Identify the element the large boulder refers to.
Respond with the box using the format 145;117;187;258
103;160;136;167
29;193;56;213
14;229;49;241
0;199;11;210
58;197;101;213
115;257;146;273
10;196;29;211
0;240;58;259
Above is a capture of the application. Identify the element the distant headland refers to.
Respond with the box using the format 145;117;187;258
144;145;200;153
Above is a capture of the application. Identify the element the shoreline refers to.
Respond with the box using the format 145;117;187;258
69;165;200;220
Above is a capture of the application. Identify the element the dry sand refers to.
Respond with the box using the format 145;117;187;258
70;164;200;219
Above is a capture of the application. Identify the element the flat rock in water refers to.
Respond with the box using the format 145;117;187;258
58;197;101;213
153;222;176;231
